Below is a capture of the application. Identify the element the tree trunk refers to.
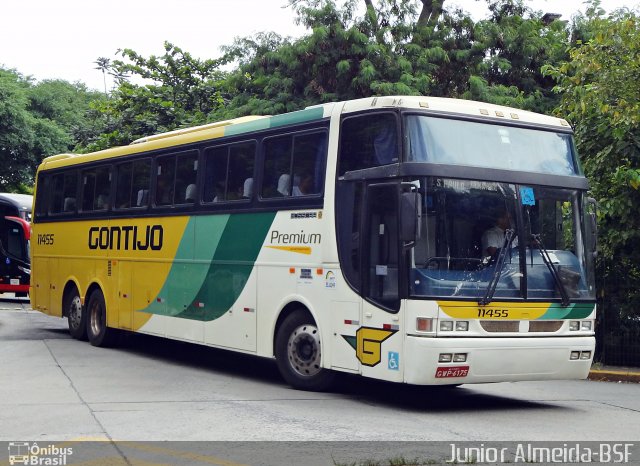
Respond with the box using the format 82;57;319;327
417;0;445;27
364;0;379;33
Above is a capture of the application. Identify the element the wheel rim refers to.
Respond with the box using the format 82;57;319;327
287;324;322;377
89;298;103;337
68;295;82;330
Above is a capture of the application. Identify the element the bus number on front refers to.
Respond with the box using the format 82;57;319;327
477;308;509;318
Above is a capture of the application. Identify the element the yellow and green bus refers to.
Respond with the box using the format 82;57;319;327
30;96;597;390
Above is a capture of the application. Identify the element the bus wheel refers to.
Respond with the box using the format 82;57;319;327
275;311;336;391
65;288;87;340
86;289;117;347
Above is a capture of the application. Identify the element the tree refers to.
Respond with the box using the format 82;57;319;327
545;5;640;325
464;0;570;113
83;42;229;151
0;69;72;191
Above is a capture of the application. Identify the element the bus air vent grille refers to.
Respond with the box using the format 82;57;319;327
480;321;519;332
529;321;563;332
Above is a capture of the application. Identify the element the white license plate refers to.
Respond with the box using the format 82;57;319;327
10;279;20;285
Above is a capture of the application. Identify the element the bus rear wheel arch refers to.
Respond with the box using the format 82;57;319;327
63;284;86;340
86;288;118;347
274;308;336;391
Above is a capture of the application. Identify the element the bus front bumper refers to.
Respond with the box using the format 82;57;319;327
404;335;595;385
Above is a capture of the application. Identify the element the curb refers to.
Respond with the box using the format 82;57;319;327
589;369;640;383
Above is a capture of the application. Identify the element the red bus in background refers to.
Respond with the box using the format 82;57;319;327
0;194;32;297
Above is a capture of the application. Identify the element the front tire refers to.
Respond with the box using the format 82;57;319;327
65;287;87;340
275;311;336;391
86;289;117;347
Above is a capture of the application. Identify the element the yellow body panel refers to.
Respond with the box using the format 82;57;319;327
31;216;190;331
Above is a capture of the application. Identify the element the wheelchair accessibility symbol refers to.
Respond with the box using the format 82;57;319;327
388;351;399;371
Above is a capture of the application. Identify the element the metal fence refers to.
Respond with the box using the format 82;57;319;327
594;258;640;367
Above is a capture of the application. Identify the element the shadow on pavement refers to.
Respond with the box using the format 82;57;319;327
116;331;562;413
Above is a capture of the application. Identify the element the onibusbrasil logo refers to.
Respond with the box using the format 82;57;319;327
7;442;73;465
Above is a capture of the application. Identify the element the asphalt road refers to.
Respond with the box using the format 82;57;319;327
1;299;640;465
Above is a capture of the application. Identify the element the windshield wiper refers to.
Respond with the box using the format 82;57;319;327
531;234;571;307
479;228;515;306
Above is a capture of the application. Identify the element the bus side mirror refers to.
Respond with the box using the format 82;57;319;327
586;197;597;257
401;192;421;246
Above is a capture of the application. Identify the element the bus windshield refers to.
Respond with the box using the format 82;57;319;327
409;177;596;302
404;115;579;176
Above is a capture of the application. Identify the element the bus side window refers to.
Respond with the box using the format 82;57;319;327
175;152;198;204
338;113;398;177
292;132;326;196
50;171;78;214
203;146;228;202
227;142;255;200
155;156;176;206
203;142;255;203
261;132;326;198
115;162;133;209
81;166;111;212
132;159;151;207
262;137;293;198
93;166;111;210
35;175;51;218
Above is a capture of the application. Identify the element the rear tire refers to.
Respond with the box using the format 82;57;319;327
275;310;336;391
86;289;117;347
65;287;87;340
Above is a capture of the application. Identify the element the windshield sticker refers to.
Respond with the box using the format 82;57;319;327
520;187;536;206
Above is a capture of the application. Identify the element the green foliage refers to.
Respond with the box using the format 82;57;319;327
0;69;94;190
545;4;640;322
83;42;229;150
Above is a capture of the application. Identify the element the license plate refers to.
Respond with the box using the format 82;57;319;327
435;366;469;378
10;279;19;285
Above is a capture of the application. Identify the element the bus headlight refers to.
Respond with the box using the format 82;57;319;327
581;321;592;331
438;353;453;363
580;351;592;360
569;321;580;331
439;321;453;331
453;353;467;362
455;321;469;331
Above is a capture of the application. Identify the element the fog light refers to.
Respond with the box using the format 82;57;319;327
453;353;467;362
439;353;453;363
581;321;592;331
580;351;592;360
455;321;469;331
416;318;433;332
570;351;580;360
569;321;580;331
440;321;453;331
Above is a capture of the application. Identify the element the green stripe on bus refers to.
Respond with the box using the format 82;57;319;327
225;108;325;138
177;211;276;321
224;118;271;137
140;215;230;318
542;302;595;319
268;107;325;128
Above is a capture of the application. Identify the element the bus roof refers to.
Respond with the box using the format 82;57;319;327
336;96;571;129
37;96;571;171
0;193;33;213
